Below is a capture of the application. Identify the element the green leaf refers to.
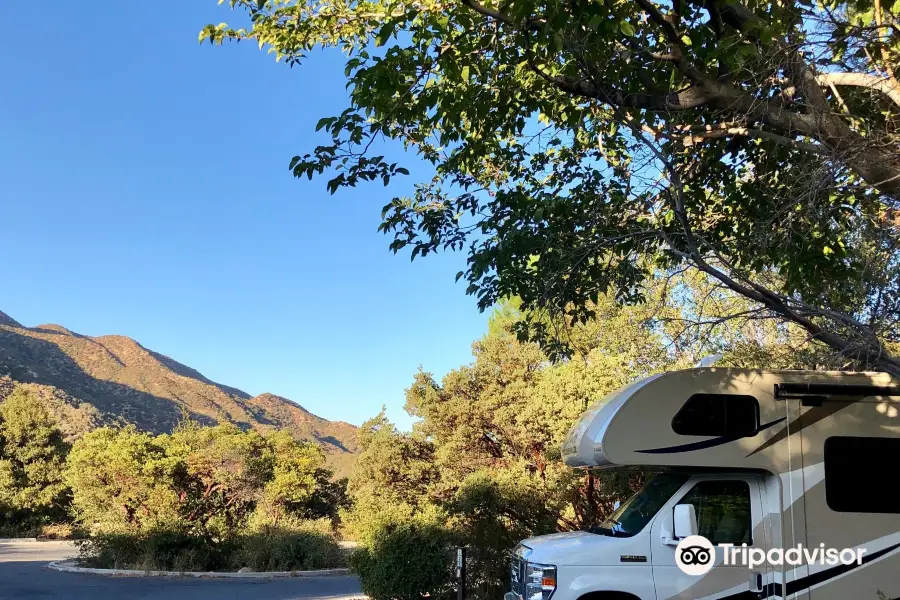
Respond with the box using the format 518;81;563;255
375;22;396;47
619;21;635;36
552;32;564;50
680;34;692;46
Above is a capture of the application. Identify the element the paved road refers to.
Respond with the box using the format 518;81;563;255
0;540;364;600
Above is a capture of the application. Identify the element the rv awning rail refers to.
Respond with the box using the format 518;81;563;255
774;383;900;400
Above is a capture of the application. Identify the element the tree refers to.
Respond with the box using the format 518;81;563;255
203;0;900;373
343;410;441;544
258;429;347;526
0;387;70;529
66;421;340;536
343;301;657;598
65;426;181;533
163;422;275;535
403;307;650;533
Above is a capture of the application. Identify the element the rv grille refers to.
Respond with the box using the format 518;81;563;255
509;554;525;598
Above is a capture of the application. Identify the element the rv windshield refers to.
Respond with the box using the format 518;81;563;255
590;472;690;538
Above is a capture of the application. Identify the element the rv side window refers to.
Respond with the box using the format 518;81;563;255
672;394;759;438
678;480;752;545
825;436;900;514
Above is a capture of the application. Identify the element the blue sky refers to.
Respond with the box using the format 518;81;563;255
0;2;490;429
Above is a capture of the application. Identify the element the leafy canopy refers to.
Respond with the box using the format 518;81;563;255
204;0;900;372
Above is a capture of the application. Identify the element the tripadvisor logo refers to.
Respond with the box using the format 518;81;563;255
675;535;868;576
676;536;716;576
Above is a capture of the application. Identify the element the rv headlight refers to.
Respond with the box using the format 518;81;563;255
524;562;556;600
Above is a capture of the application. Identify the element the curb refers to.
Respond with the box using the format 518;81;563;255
47;559;353;579
0;538;38;543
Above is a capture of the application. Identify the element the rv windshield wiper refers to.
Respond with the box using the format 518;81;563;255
589;523;630;537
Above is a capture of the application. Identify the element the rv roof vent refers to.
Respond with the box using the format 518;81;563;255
696;354;724;368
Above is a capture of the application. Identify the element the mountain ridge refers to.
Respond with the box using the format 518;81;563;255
0;313;358;476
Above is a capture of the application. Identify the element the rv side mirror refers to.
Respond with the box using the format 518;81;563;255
673;504;698;539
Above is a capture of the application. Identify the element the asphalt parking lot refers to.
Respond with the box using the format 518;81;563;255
0;540;364;600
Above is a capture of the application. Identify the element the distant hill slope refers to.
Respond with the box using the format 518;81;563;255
0;311;357;476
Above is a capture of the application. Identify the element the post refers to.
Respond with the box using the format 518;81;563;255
456;546;467;600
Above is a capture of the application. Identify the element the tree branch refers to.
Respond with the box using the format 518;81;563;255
459;0;539;30
631;0;681;45
874;0;900;85
627;118;900;375
817;72;900;108
540;72;717;110
629;0;711;86
678;124;827;154
460;0;514;25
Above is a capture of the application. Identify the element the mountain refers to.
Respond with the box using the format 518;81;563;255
0;312;358;477
0;310;22;328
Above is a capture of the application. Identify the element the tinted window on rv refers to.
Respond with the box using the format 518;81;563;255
825;436;900;513
672;394;759;438
678;480;753;545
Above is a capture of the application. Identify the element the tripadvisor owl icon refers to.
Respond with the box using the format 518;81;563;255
676;535;716;576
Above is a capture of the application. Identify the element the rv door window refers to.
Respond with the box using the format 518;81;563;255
677;480;752;545
825;436;900;513
672;394;759;438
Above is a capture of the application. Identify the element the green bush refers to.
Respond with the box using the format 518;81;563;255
76;531;234;571
235;526;345;571
445;470;560;600
76;526;345;573
350;520;456;600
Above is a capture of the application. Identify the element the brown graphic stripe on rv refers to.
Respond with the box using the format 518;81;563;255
745;397;860;458
782;541;900;596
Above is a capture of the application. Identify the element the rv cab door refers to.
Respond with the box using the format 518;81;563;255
650;473;770;600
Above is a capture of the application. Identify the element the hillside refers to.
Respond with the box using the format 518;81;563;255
0;310;357;476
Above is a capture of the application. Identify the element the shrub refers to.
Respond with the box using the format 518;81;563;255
37;523;83;540
245;511;337;536
342;498;422;547
234;527;345;571
76;524;345;573
350;519;456;600
76;530;234;572
445;470;560;600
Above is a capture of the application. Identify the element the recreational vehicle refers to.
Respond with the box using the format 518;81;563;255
506;368;900;600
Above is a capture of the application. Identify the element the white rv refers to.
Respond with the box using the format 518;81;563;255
506;368;900;600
